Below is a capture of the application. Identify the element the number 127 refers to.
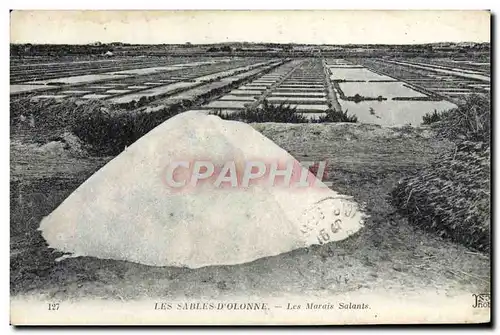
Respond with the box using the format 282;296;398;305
48;303;60;311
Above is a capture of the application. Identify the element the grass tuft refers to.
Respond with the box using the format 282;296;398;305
316;108;358;123
212;102;358;124
394;94;491;252
422;110;442;125
211;99;309;123
421;93;490;143
390;141;490;252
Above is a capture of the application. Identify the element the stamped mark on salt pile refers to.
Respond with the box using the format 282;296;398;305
298;196;366;246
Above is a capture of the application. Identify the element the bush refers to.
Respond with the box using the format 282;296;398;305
352;94;363;103
71;103;184;155
316;108;358;123
10;97;185;156
10;97;110;131
342;93;387;103
422;110;442;125
393;94;491;252
421;93;490;142
211;99;309;123
212;103;358;124
390;141;490;252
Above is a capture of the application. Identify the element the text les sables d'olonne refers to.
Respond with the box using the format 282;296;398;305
154;302;370;311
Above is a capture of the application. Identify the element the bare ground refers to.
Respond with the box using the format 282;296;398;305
10;122;490;301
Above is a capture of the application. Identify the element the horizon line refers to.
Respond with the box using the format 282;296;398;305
9;41;491;45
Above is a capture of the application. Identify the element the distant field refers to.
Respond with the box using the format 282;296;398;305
10;55;490;126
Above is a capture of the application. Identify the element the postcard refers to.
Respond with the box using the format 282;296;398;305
9;10;491;325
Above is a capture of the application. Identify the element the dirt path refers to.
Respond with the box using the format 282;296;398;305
322;59;342;111
10;123;490;302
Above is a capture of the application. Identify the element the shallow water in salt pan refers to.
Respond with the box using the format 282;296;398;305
267;97;327;104
82;94;111;99
11;84;56;94
340;100;457;126
329;68;394;81
219;95;257;101
204;100;251;109
271;92;325;97
60;90;92;95
339;82;427;98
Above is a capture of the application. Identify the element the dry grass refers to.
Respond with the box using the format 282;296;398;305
211;100;309;123
10;97;185;156
212;102;358;124
391;141;490;252
393;94;491;252
313;108;358;123
422;110;442;125
71;103;184;155
422;93;490;142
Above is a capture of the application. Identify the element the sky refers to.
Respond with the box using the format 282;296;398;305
10;10;491;45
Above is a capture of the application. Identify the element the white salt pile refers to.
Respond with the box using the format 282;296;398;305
39;111;366;268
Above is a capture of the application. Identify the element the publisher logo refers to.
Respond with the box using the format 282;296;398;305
472;293;490;308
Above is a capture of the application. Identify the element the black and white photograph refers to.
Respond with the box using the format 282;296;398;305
9;10;491;325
